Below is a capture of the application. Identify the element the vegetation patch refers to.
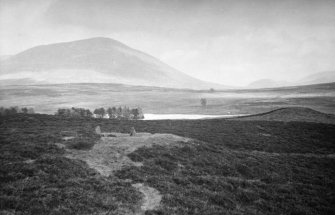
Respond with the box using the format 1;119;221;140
98;119;335;154
65;137;96;150
0;114;141;215
117;141;335;215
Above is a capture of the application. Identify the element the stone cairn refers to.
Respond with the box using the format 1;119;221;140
130;127;136;136
95;126;101;135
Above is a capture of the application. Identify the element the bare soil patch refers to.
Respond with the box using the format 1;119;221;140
65;132;190;176
132;183;162;211
63;132;190;213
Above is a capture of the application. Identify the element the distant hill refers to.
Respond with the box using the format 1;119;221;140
296;71;335;86
0;55;12;61
247;71;335;89
0;78;44;86
247;79;290;89
0;37;227;90
234;107;335;124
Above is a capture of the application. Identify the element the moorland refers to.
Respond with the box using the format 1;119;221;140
1;109;334;215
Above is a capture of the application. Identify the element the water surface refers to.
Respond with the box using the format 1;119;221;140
143;113;247;120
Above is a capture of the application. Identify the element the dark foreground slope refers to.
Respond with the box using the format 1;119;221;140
233;107;335;124
1;114;335;214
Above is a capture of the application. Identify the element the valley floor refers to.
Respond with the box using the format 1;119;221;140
1;82;335;115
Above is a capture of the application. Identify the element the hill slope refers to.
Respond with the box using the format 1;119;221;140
245;71;335;89
247;79;290;89
297;71;335;86
234;107;335;124
0;37;225;89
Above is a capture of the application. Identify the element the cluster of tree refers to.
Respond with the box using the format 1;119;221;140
93;106;144;120
0;106;35;116
55;106;144;120
56;107;93;118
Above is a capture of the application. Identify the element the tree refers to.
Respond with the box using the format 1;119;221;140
85;109;93;118
100;108;106;118
137;107;144;119
56;107;91;118
94;108;105;118
93;109;100;118
131;108;144;120
116;107;123;119
107;107;117;119
21;107;28;114
27;108;35;114
0;107;5;116
5;106;18;115
70;107;81;117
200;98;207;107
122;106;131;119
57;108;70;117
132;108;139;119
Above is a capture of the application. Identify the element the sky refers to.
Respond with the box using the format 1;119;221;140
0;0;335;86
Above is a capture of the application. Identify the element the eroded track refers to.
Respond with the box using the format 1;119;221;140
62;132;191;214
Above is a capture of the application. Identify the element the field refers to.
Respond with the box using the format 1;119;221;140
0;82;335;115
1;112;334;214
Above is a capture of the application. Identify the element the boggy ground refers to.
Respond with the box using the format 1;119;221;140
1;113;335;214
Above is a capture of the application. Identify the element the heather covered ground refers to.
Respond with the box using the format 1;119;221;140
1;113;334;214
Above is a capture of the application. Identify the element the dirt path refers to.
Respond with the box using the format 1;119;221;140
132;183;162;212
65;132;190;176
62;132;191;214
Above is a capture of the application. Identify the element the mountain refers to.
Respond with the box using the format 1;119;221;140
296;71;335;86
0;37;226;89
0;55;12;61
247;79;290;89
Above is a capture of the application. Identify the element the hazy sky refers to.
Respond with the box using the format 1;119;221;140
1;0;335;86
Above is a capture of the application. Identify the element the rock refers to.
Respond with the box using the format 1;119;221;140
130;127;136;136
95;126;101;134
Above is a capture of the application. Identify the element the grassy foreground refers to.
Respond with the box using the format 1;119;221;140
1;114;335;214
